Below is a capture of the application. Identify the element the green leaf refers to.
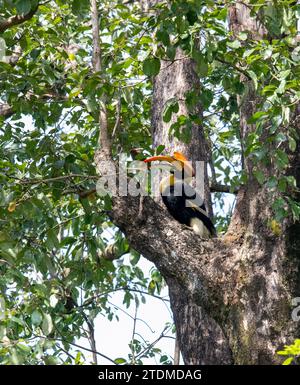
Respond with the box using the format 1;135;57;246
275;133;286;143
46;228;60;250
11;316;26;326
0;297;5;320
247;70;258;90
42;313;53;336
31;310;43;326
75;351;83;365
156;145;165;155
288;199;300;221
200;89;213;109
160;354;169;363
156;30;170;46
17;343;31;354
49;294;59;308
142;57;161;77
193;52;208;77
282;357;293;365
166;45;176;60
278;178;287;192
44;356;59;365
227;40;241;49
197;60;208;77
266;176;278;189
123;291;133;308
148;280;156;295
71;0;89;15
162;99;179;123
253;169;265;185
262;84;277;96
288;136;297;152
217;8;227;21
130;250;140;266
238;32;248;41
272;197;288;221
282;106;290;125
16;0;32;15
275;149;289;169
114;357;127;364
10;348;23;365
163;106;172;123
279;69;291;80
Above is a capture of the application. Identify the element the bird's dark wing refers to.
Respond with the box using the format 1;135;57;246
165;182;216;236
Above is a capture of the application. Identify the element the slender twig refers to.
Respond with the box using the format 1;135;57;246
17;174;98;185
120;77;149;89
55;343;76;361
32;333;116;364
46;214;87;233
112;95;121;139
78;187;97;199
55;106;76;130
135;325;172;360
81;286;170;310
107;301;155;333
215;56;251;80
130;302;138;364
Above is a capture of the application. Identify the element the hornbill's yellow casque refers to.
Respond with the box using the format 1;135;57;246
144;152;216;238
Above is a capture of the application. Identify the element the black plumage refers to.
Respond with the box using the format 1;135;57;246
161;183;216;237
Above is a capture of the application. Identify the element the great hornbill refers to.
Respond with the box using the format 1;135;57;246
144;152;216;238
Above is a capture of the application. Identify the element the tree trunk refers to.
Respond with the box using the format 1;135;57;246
150;49;232;364
95;2;300;364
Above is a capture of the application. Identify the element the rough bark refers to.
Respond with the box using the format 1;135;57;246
149;48;232;363
0;103;13;119
151;51;213;216
93;1;300;364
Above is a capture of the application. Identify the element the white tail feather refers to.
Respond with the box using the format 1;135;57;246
190;218;210;238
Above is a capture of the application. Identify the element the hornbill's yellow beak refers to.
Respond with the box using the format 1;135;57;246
143;155;175;163
144;152;195;177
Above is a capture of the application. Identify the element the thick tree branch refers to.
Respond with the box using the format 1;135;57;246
110;194;234;317
82;314;98;365
210;182;238;194
90;0;111;155
0;103;13;119
0;6;39;34
0;92;78;120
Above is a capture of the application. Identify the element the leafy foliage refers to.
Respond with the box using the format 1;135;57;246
277;339;300;365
